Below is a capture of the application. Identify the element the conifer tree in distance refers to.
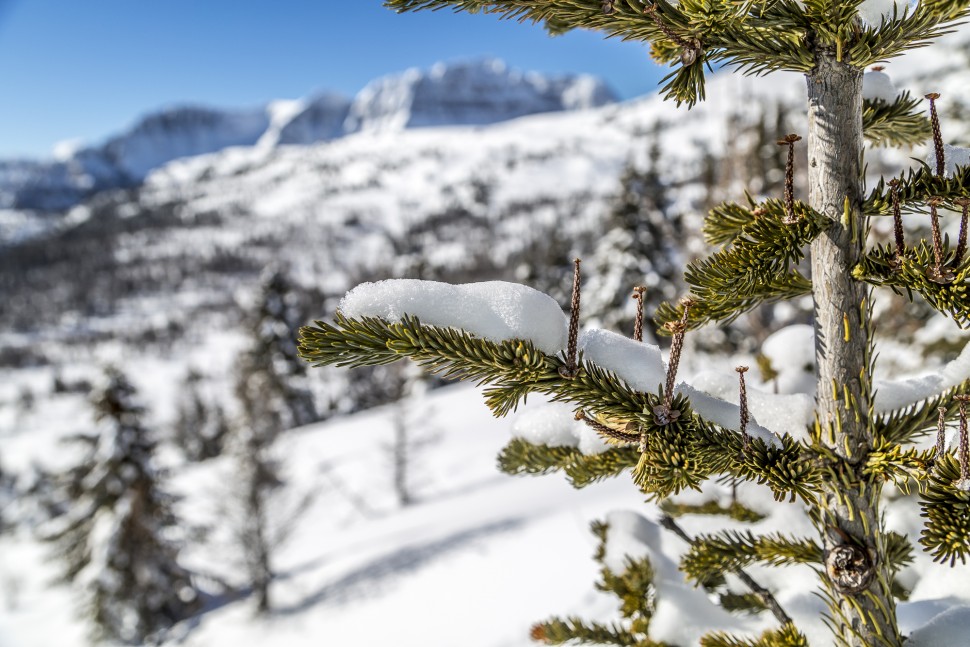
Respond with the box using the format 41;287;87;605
238;267;318;432
173;368;230;462
42;367;200;644
300;2;970;645
232;267;317;613
585;128;682;339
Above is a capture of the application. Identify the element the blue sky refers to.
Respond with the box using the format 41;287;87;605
0;1;666;158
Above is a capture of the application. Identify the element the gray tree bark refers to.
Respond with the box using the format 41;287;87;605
807;54;902;646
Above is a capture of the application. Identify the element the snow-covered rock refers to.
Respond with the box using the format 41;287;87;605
101;106;271;180
343;58;617;134
258;93;352;148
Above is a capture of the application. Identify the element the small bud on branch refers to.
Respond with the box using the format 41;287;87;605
955;198;970;263
957;395;970;486
926;197;955;284
560;259;582;379
937;406;948;463
889;179;905;261
777;134;802;225
632;286;647;342
737;366;751;453
925;93;945;177
655;297;693;425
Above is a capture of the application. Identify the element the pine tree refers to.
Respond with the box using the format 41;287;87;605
237;267;319;432
386;367;440;507
231;267;317;613
41;367;200;644
585;128;682;338
300;2;970;645
172;368;230;462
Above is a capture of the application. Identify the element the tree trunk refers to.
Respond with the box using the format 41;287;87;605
806;54;902;646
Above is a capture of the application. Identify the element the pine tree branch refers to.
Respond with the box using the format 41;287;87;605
660;497;766;522
853;241;970;327
497;438;641;487
848;0;970;69
862;92;931;148
302;315;820;501
657;199;824;332
679;528;824;583
875;379;970;445
530;617;648;645
863;441;936;493
863;163;970;218
700;624;810;647
658;514;796;627
919;455;970;566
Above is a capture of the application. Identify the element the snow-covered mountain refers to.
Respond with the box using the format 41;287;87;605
0;59;616;212
343;58;616;134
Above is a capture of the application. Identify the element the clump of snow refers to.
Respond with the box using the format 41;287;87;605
857;0;908;26
338;279;568;355
511;401;609;455
863;69;897;103
691;371;814;439
579;329;666;393
676;383;783;449
874;339;970;413
601;511;745;644
906;605;970;646
761;324;816;395
926;144;970;178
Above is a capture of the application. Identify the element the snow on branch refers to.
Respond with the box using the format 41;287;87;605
339;279;568;355
875;339;970;414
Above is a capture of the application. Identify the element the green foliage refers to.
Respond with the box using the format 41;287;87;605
301;315;820;502
919;455;970;565
875;380;970;444
660;497;767;522
700;624;810;647
862;92;931;147
853;240;970;327
848;0;970;68
863;163;970;218
655;199;824;332
530;520;672;646
498;438;641;486
681;530;823;584
863;441;935;493
300;313;558;416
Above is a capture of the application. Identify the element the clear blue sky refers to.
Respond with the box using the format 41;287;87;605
0;1;666;158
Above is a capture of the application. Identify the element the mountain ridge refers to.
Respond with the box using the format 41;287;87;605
0;59;617;212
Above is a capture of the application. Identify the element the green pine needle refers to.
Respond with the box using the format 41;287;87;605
853;241;970;328
862;91;931;148
919;455;970;566
657;199;825;333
